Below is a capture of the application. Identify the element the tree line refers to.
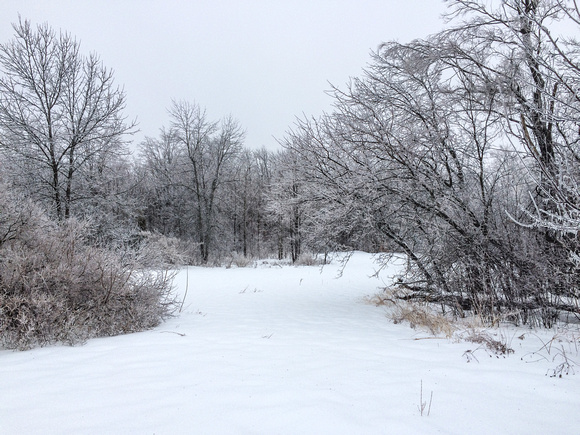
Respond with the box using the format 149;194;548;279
2;0;580;330
0;20;308;267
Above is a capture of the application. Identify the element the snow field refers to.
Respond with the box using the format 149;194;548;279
1;252;579;434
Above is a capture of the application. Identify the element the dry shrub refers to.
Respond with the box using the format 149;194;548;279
0;197;178;350
462;330;514;356
520;327;579;376
367;292;396;307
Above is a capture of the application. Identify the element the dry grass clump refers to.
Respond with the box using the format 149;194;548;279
370;288;520;358
390;303;457;338
520;327;580;377
369;289;456;338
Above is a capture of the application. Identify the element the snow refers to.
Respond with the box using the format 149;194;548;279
1;252;579;434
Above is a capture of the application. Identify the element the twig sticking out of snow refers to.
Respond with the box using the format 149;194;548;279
418;380;433;417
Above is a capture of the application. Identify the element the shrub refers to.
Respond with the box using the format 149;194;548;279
223;252;255;268
294;252;326;266
0;188;178;350
133;231;189;267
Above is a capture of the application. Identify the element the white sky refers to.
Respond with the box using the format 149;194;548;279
0;1;447;151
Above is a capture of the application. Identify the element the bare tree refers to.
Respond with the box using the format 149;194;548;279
168;100;244;263
0;19;134;220
225;149;268;258
138;127;281;263
285;18;579;324
438;0;580;320
264;149;313;262
137;128;190;237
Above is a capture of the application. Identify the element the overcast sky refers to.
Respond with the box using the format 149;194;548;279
1;1;447;151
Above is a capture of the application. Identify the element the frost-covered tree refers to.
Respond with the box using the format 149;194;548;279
0;19;134;221
139;101;244;263
439;0;580;320
224;148;274;258
137;128;190;238
285;0;580;325
169;101;244;263
263;150;298;261
139;128;281;262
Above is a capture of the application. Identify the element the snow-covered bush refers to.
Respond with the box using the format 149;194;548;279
133;231;191;267
223;252;255;268
293;253;326;266
0;187;178;350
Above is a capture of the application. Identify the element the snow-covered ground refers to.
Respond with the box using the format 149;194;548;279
1;252;579;434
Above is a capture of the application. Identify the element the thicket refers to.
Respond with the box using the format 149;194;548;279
0;186;177;350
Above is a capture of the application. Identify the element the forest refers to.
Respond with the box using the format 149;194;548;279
1;0;580;349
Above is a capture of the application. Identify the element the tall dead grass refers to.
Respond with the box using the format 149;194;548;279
369;289;456;338
370;287;516;356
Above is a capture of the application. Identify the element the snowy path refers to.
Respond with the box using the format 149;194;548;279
1;253;579;434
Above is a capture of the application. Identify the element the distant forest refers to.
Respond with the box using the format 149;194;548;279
2;0;580;348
